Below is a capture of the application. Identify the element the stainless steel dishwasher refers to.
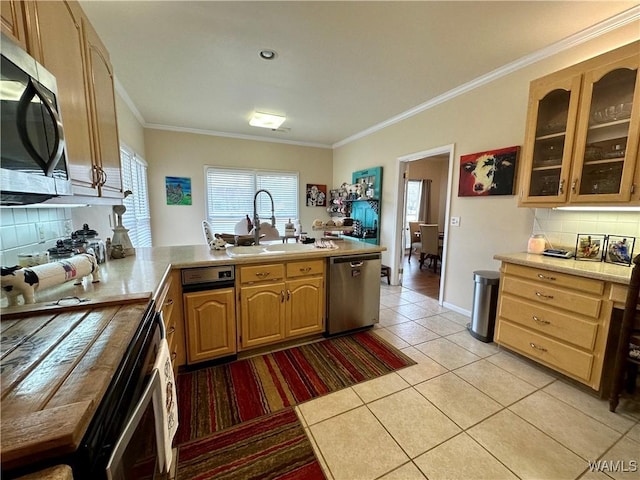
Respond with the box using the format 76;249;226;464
327;253;381;335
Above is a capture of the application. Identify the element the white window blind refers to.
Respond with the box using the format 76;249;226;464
120;145;152;247
205;167;298;235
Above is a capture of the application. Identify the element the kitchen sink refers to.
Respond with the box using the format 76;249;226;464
226;241;336;257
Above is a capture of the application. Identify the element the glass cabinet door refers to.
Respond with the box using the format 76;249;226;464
570;56;640;203
519;75;581;204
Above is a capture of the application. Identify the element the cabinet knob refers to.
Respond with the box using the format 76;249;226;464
280;290;285;303
535;291;554;300
300;267;311;273
529;342;548;352
165;298;174;306
558;179;565;195
256;271;270;279
286;289;291;301
571;179;577;193
167;326;176;335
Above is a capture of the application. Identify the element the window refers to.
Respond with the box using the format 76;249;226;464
120;145;152;247
205;167;298;235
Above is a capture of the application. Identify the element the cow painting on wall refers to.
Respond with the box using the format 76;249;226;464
458;146;519;196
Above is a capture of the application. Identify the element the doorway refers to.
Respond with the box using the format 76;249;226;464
393;145;455;304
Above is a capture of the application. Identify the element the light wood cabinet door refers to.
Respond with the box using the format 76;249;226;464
285;276;324;338
519;74;581;205
162;270;185;370
518;41;640;207
239;282;285;349
569;54;640;203
184;288;236;364
1;0;27;50
32;1;95;194
81;16;122;198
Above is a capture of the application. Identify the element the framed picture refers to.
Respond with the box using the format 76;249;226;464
166;176;192;205
458;145;519;196
575;234;605;261
306;184;327;206
604;235;635;266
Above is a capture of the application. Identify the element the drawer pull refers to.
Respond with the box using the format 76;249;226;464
536;273;556;281
286;289;291;301
256;271;270;279
300;266;312;273
535;291;554;299
532;315;550;325
280;290;285;303
529;342;548;352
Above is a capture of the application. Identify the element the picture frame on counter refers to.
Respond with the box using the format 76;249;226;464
604;235;635;266
575;233;605;261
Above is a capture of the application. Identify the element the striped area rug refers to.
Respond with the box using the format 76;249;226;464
175;330;415;444
176;408;324;480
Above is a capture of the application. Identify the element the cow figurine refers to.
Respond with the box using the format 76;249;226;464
1;250;100;306
210;235;227;251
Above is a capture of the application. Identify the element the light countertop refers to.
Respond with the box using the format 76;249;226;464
1;239;385;316
494;252;633;285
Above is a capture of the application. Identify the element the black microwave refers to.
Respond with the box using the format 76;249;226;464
0;33;72;205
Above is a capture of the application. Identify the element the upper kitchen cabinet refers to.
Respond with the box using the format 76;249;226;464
1;0;28;50
26;1;122;199
81;16;122;197
519;41;640;207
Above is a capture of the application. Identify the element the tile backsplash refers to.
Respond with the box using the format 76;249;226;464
0;207;73;266
533;208;640;256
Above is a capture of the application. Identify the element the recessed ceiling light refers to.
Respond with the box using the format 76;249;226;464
249;111;286;129
259;49;277;60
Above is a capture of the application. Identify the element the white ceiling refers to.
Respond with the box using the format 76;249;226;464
79;1;639;148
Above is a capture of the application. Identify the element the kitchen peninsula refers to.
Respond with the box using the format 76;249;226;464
0;239;385;477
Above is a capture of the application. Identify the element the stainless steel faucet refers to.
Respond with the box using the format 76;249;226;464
253;189;276;245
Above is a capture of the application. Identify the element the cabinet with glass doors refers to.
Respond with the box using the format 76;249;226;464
519;41;640;207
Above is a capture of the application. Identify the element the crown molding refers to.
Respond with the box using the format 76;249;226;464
145;124;332;149
333;6;640;149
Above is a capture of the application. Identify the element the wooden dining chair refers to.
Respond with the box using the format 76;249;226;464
418;224;441;273
407;221;423;263
609;253;640;412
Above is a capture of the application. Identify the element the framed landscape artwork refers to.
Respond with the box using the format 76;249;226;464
166;176;192;205
458;146;519;197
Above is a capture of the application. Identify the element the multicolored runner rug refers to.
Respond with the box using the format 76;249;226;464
175;330;415;444
176;408;325;480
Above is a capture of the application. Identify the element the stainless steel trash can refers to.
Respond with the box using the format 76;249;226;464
467;270;500;342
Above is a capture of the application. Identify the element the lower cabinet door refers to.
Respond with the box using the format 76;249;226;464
184;288;236;363
239;282;286;349
285;277;324;338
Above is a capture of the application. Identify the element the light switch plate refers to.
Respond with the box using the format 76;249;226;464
451;216;460;227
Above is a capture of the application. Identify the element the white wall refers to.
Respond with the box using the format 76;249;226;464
143;129;333;246
333;24;639;314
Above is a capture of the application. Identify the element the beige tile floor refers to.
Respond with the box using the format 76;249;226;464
296;283;640;480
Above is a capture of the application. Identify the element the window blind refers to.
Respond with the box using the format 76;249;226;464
205;167;298;235
120;145;152;247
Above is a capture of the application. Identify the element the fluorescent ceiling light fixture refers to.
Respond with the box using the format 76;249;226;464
554;206;640;212
249;112;286;129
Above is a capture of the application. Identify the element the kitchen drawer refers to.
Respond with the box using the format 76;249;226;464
496;320;594;383
502;263;604;295
286;259;324;278
498;295;598;350
239;264;285;284
502;275;602;319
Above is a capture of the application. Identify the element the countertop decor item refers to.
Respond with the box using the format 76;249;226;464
527;234;546;254
111;204;135;257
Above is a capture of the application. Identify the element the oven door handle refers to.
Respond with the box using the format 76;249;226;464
157;311;166;340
